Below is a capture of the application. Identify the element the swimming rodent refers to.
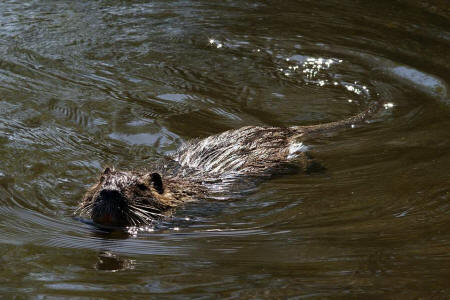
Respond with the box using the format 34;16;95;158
77;101;382;227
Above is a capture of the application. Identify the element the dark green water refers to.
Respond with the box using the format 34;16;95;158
0;0;449;298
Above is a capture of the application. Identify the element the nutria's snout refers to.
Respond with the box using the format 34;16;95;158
78;168;169;227
91;189;129;227
98;189;123;201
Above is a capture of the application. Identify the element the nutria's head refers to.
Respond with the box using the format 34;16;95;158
78;168;169;227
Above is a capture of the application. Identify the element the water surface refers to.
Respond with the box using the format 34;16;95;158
0;0;449;298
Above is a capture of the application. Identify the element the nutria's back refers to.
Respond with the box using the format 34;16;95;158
173;101;380;179
174;126;310;177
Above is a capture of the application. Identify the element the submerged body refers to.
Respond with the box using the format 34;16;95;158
77;102;380;227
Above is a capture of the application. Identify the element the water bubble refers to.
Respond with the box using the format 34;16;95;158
346;85;355;92
384;102;395;109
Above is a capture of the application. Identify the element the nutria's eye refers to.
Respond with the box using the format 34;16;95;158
142;173;164;194
150;173;164;194
136;183;148;191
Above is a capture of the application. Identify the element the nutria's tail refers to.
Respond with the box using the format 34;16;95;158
291;100;383;135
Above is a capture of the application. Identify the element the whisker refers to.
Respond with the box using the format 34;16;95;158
128;204;165;218
75;203;94;215
128;214;139;227
130;209;160;225
130;209;156;222
130;213;150;226
129;204;160;214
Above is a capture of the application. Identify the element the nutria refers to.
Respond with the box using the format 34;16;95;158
77;101;382;228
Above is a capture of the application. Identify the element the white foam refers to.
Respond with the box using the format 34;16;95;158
287;142;308;159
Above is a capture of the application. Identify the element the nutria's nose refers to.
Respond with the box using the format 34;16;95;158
99;189;123;201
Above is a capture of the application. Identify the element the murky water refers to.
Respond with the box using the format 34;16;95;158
0;0;449;298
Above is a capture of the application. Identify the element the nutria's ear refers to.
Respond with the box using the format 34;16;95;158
103;167;112;175
150;173;164;194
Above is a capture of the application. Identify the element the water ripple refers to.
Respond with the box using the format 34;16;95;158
0;0;449;297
